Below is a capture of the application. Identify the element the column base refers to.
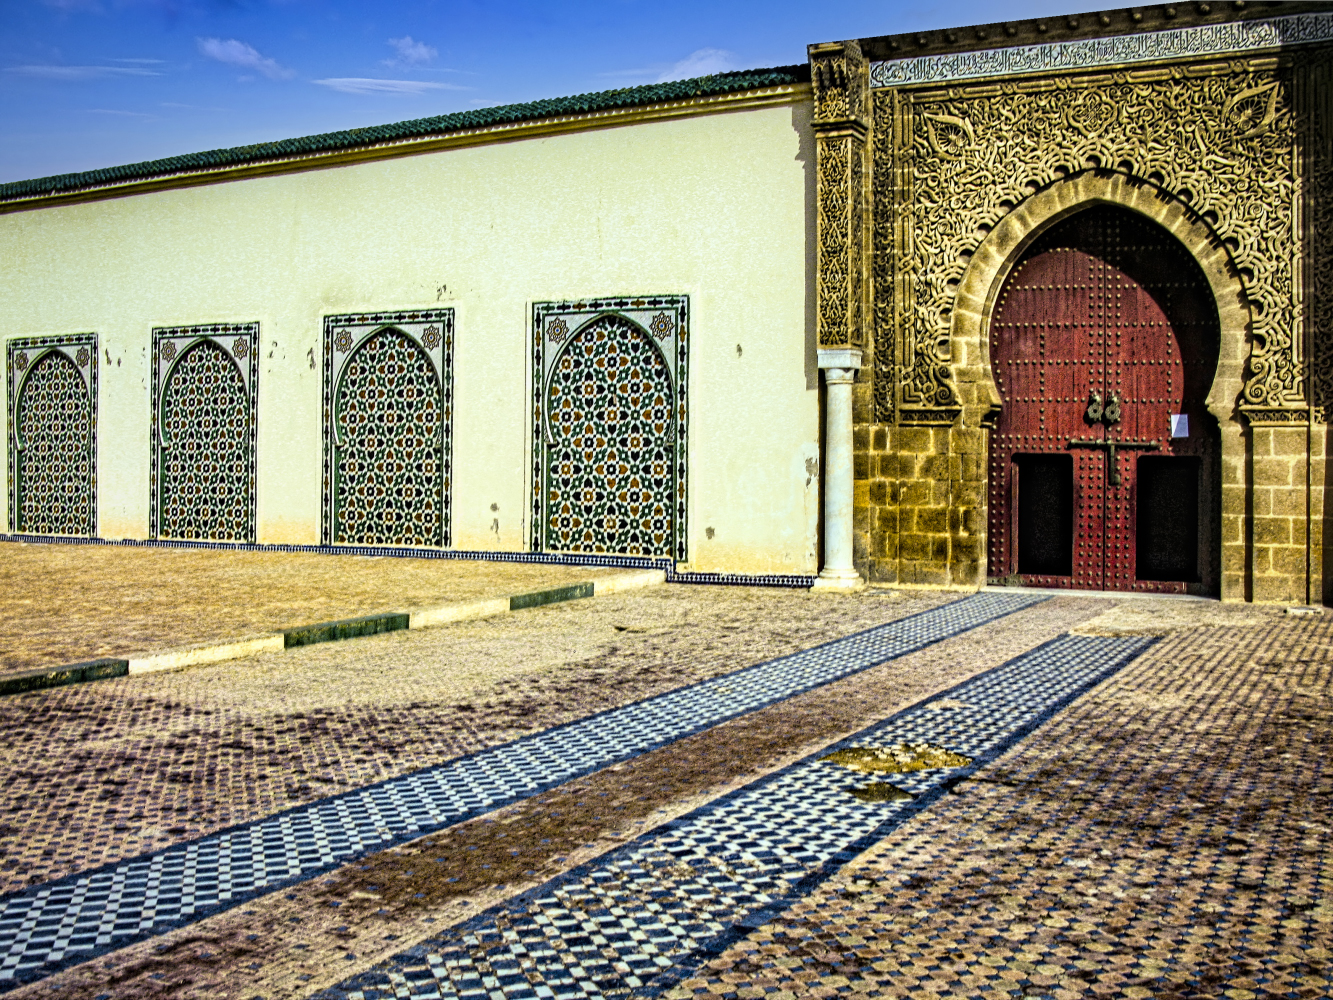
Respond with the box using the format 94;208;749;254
810;568;866;593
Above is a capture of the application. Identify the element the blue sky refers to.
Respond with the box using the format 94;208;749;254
2;0;1104;184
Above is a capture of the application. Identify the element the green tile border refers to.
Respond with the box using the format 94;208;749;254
509;581;595;611
283;612;412;648
0;659;129;696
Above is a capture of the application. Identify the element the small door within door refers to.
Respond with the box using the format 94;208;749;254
1136;456;1201;582
1015;454;1073;577
987;206;1220;593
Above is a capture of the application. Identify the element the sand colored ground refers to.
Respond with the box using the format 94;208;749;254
1069;597;1282;635
0;542;632;672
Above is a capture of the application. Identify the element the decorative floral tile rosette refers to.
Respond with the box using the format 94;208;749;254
321;310;455;548
150;323;260;543
531;296;688;561
6;333;98;536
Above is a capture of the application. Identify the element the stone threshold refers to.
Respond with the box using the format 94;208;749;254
982;584;1213;601
0;569;665;698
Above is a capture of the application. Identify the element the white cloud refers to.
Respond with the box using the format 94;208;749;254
657;48;737;81
5;64;160;80
313;77;461;95
86;108;154;118
197;37;294;80
386;36;437;66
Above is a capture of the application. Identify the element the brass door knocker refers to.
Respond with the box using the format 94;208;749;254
1103;392;1122;425
1085;391;1103;423
1085;390;1122;426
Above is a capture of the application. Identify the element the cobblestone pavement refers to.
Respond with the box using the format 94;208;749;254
3;586;1325;1000
0;592;1044;985
3;592;1099;999
315;633;1157;1000
663;613;1333;1000
0;586;959;895
0;541;635;672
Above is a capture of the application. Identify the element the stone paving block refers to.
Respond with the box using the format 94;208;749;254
0;586;964;900
3;593;1325;1000
304;633;1151;1000
1;595;1105;1000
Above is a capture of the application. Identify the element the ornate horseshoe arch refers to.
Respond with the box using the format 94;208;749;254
320;309;454;548
6;334;98;537
151;323;259;543
950;170;1252;432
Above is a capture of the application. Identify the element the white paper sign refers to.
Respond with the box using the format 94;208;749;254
1170;414;1189;438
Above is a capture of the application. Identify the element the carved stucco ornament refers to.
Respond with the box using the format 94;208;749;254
1064;89;1119;138
923;113;975;159
1313;138;1333;418
1222;80;1280;139
811;39;869;352
874;66;1303;423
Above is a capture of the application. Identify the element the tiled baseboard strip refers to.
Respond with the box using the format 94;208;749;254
0;592;1045;988
321;633;1158;1000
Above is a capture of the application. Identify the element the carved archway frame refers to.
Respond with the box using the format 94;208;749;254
950;171;1251;598
850;51;1333;600
950;170;1249;433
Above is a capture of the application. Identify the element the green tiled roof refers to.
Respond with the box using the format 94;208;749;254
0;64;809;204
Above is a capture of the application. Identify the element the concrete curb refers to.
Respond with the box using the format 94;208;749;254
127;635;286;676
5;568;667;694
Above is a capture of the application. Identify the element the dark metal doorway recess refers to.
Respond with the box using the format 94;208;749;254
987;206;1221;594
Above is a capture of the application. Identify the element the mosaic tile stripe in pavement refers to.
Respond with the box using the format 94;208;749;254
321;633;1157;1000
0;591;1046;986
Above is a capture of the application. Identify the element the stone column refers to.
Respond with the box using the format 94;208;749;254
809;39;869;592
814;348;865;591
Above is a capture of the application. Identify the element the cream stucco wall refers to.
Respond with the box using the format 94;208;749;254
0;98;819;575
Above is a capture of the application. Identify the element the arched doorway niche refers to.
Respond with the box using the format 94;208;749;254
946;170;1253;600
332;325;446;548
541;312;677;558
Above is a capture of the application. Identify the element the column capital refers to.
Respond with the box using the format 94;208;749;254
808;40;868;129
818;348;863;371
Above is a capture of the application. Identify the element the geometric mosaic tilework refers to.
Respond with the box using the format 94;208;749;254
0;591;1042;988
322;310;454;548
150;324;258;542
532;297;688;562
321;633;1157;1000
6;334;98;537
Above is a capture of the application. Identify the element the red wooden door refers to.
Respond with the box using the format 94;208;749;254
987;206;1219;593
